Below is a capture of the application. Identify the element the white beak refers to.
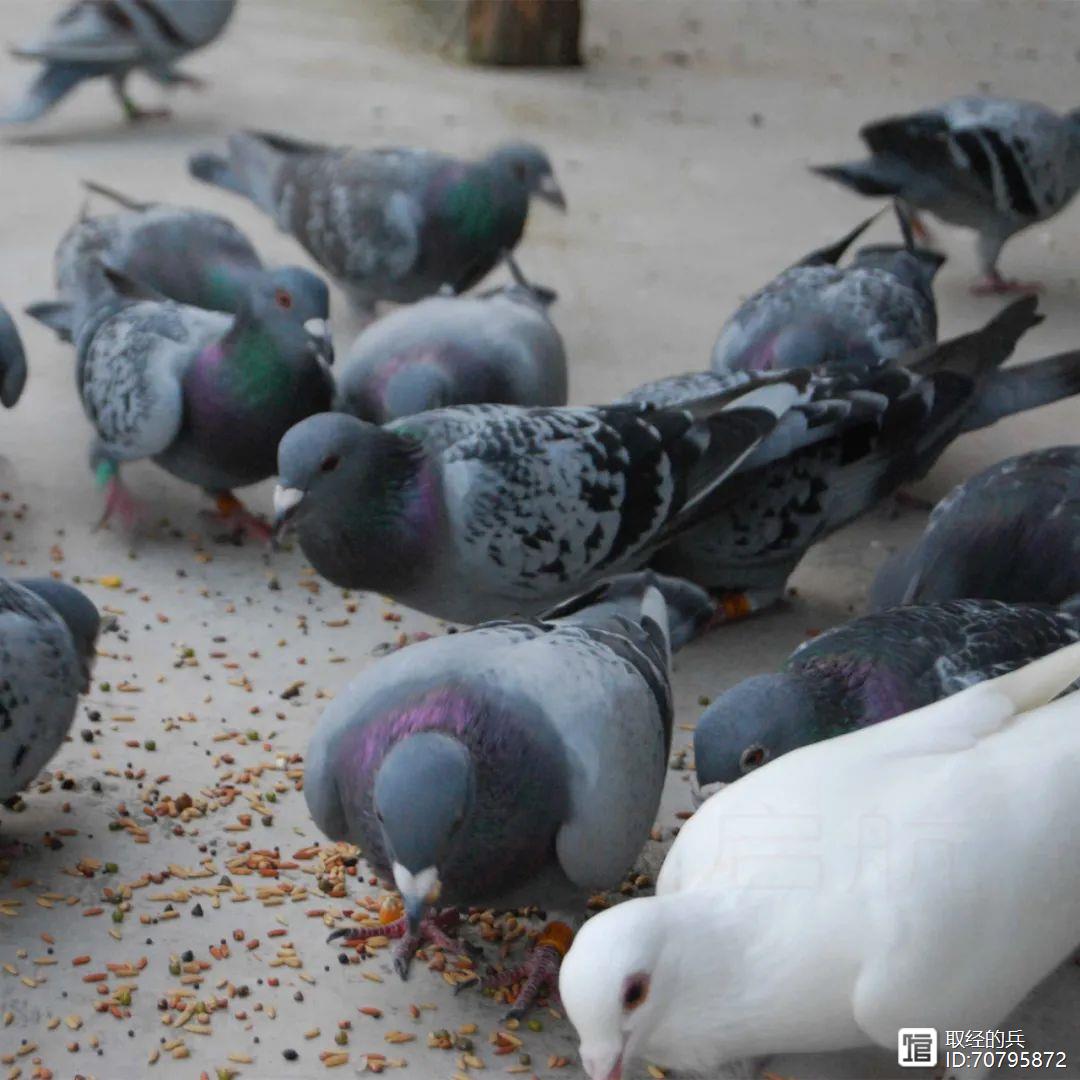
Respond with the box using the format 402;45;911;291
304;317;331;342
273;485;304;519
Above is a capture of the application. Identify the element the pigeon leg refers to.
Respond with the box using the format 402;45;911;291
206;491;273;544
327;908;461;981
94;462;142;532
110;73;170;122
479;921;573;1020
708;587;784;627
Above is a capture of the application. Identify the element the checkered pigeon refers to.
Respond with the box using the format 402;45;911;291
188;132;566;315
0;578;102;802
273;375;806;623
814;96;1080;291
694;597;1080;786
871;446;1080;611
2;0;235;124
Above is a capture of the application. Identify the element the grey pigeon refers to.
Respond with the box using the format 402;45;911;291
27;181;329;344
0;578;102;804
188;132;566;316
872;445;1080;611
621;297;1080;620
0;303;28;409
814;96;1080;292
2;0;236;124
337;262;566;423
694;598;1080;786
306;574;694;1014
711;214;943;375
71;262;334;537
273;376;806;623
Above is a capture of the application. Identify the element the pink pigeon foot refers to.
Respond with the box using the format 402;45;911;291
478;921;572;1019
970;274;1043;296
206;492;273;544
327;907;462;980
95;475;142;532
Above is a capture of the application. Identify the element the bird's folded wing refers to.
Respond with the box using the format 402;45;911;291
12;3;146;64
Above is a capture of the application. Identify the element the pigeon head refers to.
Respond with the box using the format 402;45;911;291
381;362;453;421
561;898;674;1080
274;413;431;587
693;672;817;786
0;303;27;409
488;143;566;210
238;276;334;367
19;579;103;692
374;732;475;931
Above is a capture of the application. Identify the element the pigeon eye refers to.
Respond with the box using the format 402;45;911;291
740;744;768;772
319;454;341;474
621;973;649;1011
275;288;294;310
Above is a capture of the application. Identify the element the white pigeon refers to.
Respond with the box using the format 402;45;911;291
560;641;1080;1080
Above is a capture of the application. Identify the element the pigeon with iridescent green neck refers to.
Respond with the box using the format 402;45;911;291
72;262;334;539
27;181;329;345
189;132;566;316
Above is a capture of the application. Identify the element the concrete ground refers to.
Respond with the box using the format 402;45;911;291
1;1;1079;1077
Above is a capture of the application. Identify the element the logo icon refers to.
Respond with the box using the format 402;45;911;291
898;1028;938;1067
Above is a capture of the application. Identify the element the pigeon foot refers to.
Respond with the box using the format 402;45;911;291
708;587;784;627
327;907;461;980
970;274;1042;296
480;920;572;1019
95;474;142;532
208;491;273;544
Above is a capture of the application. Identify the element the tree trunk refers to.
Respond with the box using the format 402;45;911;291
466;0;582;67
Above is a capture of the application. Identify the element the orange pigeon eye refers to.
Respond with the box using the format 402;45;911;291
275;288;294;310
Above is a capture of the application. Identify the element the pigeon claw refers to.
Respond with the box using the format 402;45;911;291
970;274;1043;296
481;921;572;1019
207;491;273;545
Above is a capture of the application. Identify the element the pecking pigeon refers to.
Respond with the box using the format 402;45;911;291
71;262;333;538
0;303;28;409
2;0;236;124
273;376;806;623
304;574;700;1015
561;641;1080;1080
693;598;1080;786
620;297;1080;622
814;96;1080;293
711;212;943;375
871;446;1080;611
188;132;566;316
27;180;329;344
336;259;566;423
0;578;102;804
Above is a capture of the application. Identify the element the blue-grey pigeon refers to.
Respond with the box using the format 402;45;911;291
2;0;236;124
0;303;28;409
188;132;566;316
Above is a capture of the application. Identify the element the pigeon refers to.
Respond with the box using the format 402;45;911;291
273;376;806;623
0;578;103;804
711;212;943;375
694;597;1080;787
2;0;236;124
337;259;566;423
561;641;1080;1080
71;262;334;537
814;96;1080;293
871;445;1080;611
620;297;1080;621
27;181;330;345
304;573;701;1014
0;303;28;409
188;131;566;316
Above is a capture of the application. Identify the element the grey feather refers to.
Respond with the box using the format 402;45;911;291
0;304;28;409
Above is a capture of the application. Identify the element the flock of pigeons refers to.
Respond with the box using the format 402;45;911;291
3;2;1080;1079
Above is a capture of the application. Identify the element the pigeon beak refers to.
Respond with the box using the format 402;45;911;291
304;317;335;367
582;1048;624;1080
392;863;441;936
272;485;304;537
690;777;723;809
536;174;567;211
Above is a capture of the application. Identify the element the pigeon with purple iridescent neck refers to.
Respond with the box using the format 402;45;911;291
0;303;28;410
188;132;566;316
71;261;334;538
306;573;699;1016
693;597;1080;788
2;0;235;125
27;181;329;345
